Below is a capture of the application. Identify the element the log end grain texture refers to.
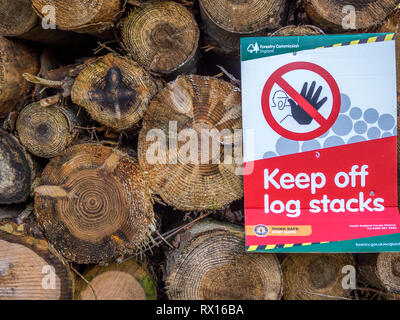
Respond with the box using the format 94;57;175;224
166;220;282;300
303;0;398;32
271;24;325;36
282;253;355;300
200;0;287;53
0;0;38;37
71;54;158;131
0;130;35;205
138;75;243;211
0;36;39;117
74;259;157;300
358;253;400;294
34;144;156;264
122;1;200;77
31;0;122;34
0;229;73;300
16;102;78;158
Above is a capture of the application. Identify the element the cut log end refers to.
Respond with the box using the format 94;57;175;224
0;229;73;300
0;36;39;117
138;75;243;211
0;130;34;205
34;144;155;264
16;102;77;158
282;253;354;300
271;24;325;36
74;259;157;300
166;221;282;300
31;0;122;34
303;0;398;32
0;0;38;36
71;54;158;131
122;1;199;76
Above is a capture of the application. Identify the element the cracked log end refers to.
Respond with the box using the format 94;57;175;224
34;143;156;264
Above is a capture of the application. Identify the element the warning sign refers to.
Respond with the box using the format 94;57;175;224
261;62;341;141
240;33;400;253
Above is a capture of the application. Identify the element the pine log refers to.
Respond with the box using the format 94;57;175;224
378;8;400;33
0;130;35;205
121;1;200;78
137;75;243;211
74;259;157;300
0;0;97;48
200;0;288;54
71;54;158;131
0;36;39;118
0;228;73;300
16;101;81;158
358;253;400;294
303;0;398;32
34;144;156;264
166;220;282;300
271;24;325;36
31;0;122;36
282;253;355;300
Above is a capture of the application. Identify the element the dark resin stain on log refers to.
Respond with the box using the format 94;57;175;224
88;67;137;118
71;54;158;131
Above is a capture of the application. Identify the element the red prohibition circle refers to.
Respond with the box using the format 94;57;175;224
261;61;341;141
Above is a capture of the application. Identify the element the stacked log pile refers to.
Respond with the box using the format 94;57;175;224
0;0;399;300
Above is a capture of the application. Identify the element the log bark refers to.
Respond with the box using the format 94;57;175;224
303;0;398;32
0;130;35;204
138;75;243;211
71;54;158;131
0;227;73;300
16;101;81;158
31;0;123;37
0;36;39;118
281;253;355;300
166;220;282;300
121;1;200;78
200;0;288;54
74;259;157;300
358;253;400;294
34;143;156;264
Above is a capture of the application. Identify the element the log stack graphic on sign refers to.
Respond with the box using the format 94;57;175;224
241;33;400;253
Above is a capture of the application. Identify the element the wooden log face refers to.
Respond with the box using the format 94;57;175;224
282;254;354;300
0;131;33;204
200;0;287;33
376;253;400;293
167;228;282;300
0;230;73;300
121;1;199;75
31;0;122;33
71;54;158;131
303;0;398;31
0;36;39;117
16;102;74;158
34;144;155;264
138;75;243;211
74;259;157;300
0;0;38;36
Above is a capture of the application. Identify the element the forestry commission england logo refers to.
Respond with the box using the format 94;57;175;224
247;42;260;54
253;224;269;237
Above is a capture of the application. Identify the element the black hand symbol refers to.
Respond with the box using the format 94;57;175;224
288;81;328;125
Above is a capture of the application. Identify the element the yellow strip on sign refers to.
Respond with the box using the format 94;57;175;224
302;243;312;246
283;244;294;248
367;36;378;43
333;43;342;47
350;40;360;45
266;245;276;250
385;34;395;41
247;245;258;252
